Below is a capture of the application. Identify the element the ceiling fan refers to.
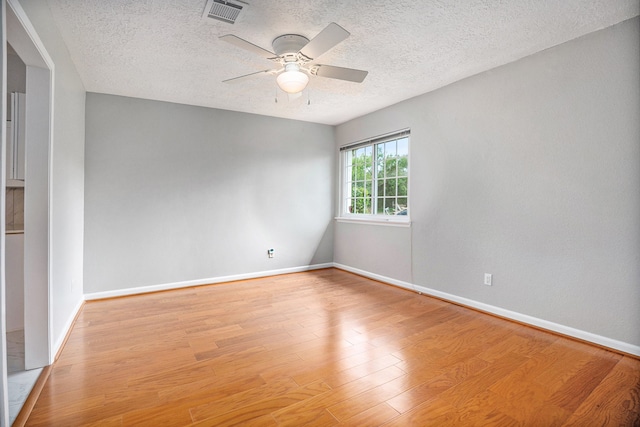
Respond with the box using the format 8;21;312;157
220;22;368;96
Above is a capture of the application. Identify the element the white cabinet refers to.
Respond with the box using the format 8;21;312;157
7;92;26;186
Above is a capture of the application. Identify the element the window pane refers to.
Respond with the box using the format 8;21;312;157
364;180;372;196
364;197;372;214
376;144;385;178
385;155;397;177
364;145;372;159
354;198;363;214
397;138;408;156
396;198;408;215
398;177;408;196
364;146;373;179
384;140;397;156
385;178;397;197
384;198;395;215
355;147;367;180
377;179;384;197
397;155;408;177
377;197;385;214
398;138;409;176
355;163;364;180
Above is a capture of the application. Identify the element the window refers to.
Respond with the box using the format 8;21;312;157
340;129;409;220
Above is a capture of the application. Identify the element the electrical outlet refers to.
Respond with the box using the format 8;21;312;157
484;273;492;286
268;248;274;258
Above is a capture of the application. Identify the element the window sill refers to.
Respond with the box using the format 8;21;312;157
335;216;411;227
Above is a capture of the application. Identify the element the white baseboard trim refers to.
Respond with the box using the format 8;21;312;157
84;263;334;301
51;296;84;363
333;263;640;357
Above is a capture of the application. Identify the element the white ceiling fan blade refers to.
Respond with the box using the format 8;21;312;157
222;69;279;83
299;22;349;60
313;64;368;83
220;34;277;60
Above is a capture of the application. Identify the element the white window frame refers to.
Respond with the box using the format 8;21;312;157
337;129;410;225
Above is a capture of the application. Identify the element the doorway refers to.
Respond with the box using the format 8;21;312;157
1;0;54;424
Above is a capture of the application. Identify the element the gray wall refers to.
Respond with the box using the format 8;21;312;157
21;0;86;346
84;94;334;293
335;17;640;347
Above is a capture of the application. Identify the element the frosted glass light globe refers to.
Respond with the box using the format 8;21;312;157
276;64;309;94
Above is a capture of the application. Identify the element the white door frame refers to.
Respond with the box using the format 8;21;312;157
1;0;54;424
0;3;10;424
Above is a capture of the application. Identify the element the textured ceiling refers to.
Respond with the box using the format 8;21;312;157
46;0;638;125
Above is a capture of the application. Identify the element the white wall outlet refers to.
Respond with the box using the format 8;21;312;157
268;248;274;258
484;273;492;286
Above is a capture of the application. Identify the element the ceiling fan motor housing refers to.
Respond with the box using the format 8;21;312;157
272;34;310;60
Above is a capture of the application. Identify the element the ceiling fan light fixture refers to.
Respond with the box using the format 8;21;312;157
221;23;368;95
276;63;309;94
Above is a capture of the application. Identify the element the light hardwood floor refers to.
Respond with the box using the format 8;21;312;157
25;269;640;426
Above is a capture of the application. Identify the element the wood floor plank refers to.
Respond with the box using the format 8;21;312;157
188;376;300;422
337;402;400;427
192;380;333;426
23;268;640;426
381;397;460;426
271;366;406;425
320;353;403;389
83;415;124;427
156;372;265;404
548;353;620;412
386;356;489;414
26;395;109;427
327;370;431;421
561;356;640;426
118;375;268;426
438;352;530;408
121;404;193;427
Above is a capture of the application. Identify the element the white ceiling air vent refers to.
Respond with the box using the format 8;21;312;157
202;0;248;24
